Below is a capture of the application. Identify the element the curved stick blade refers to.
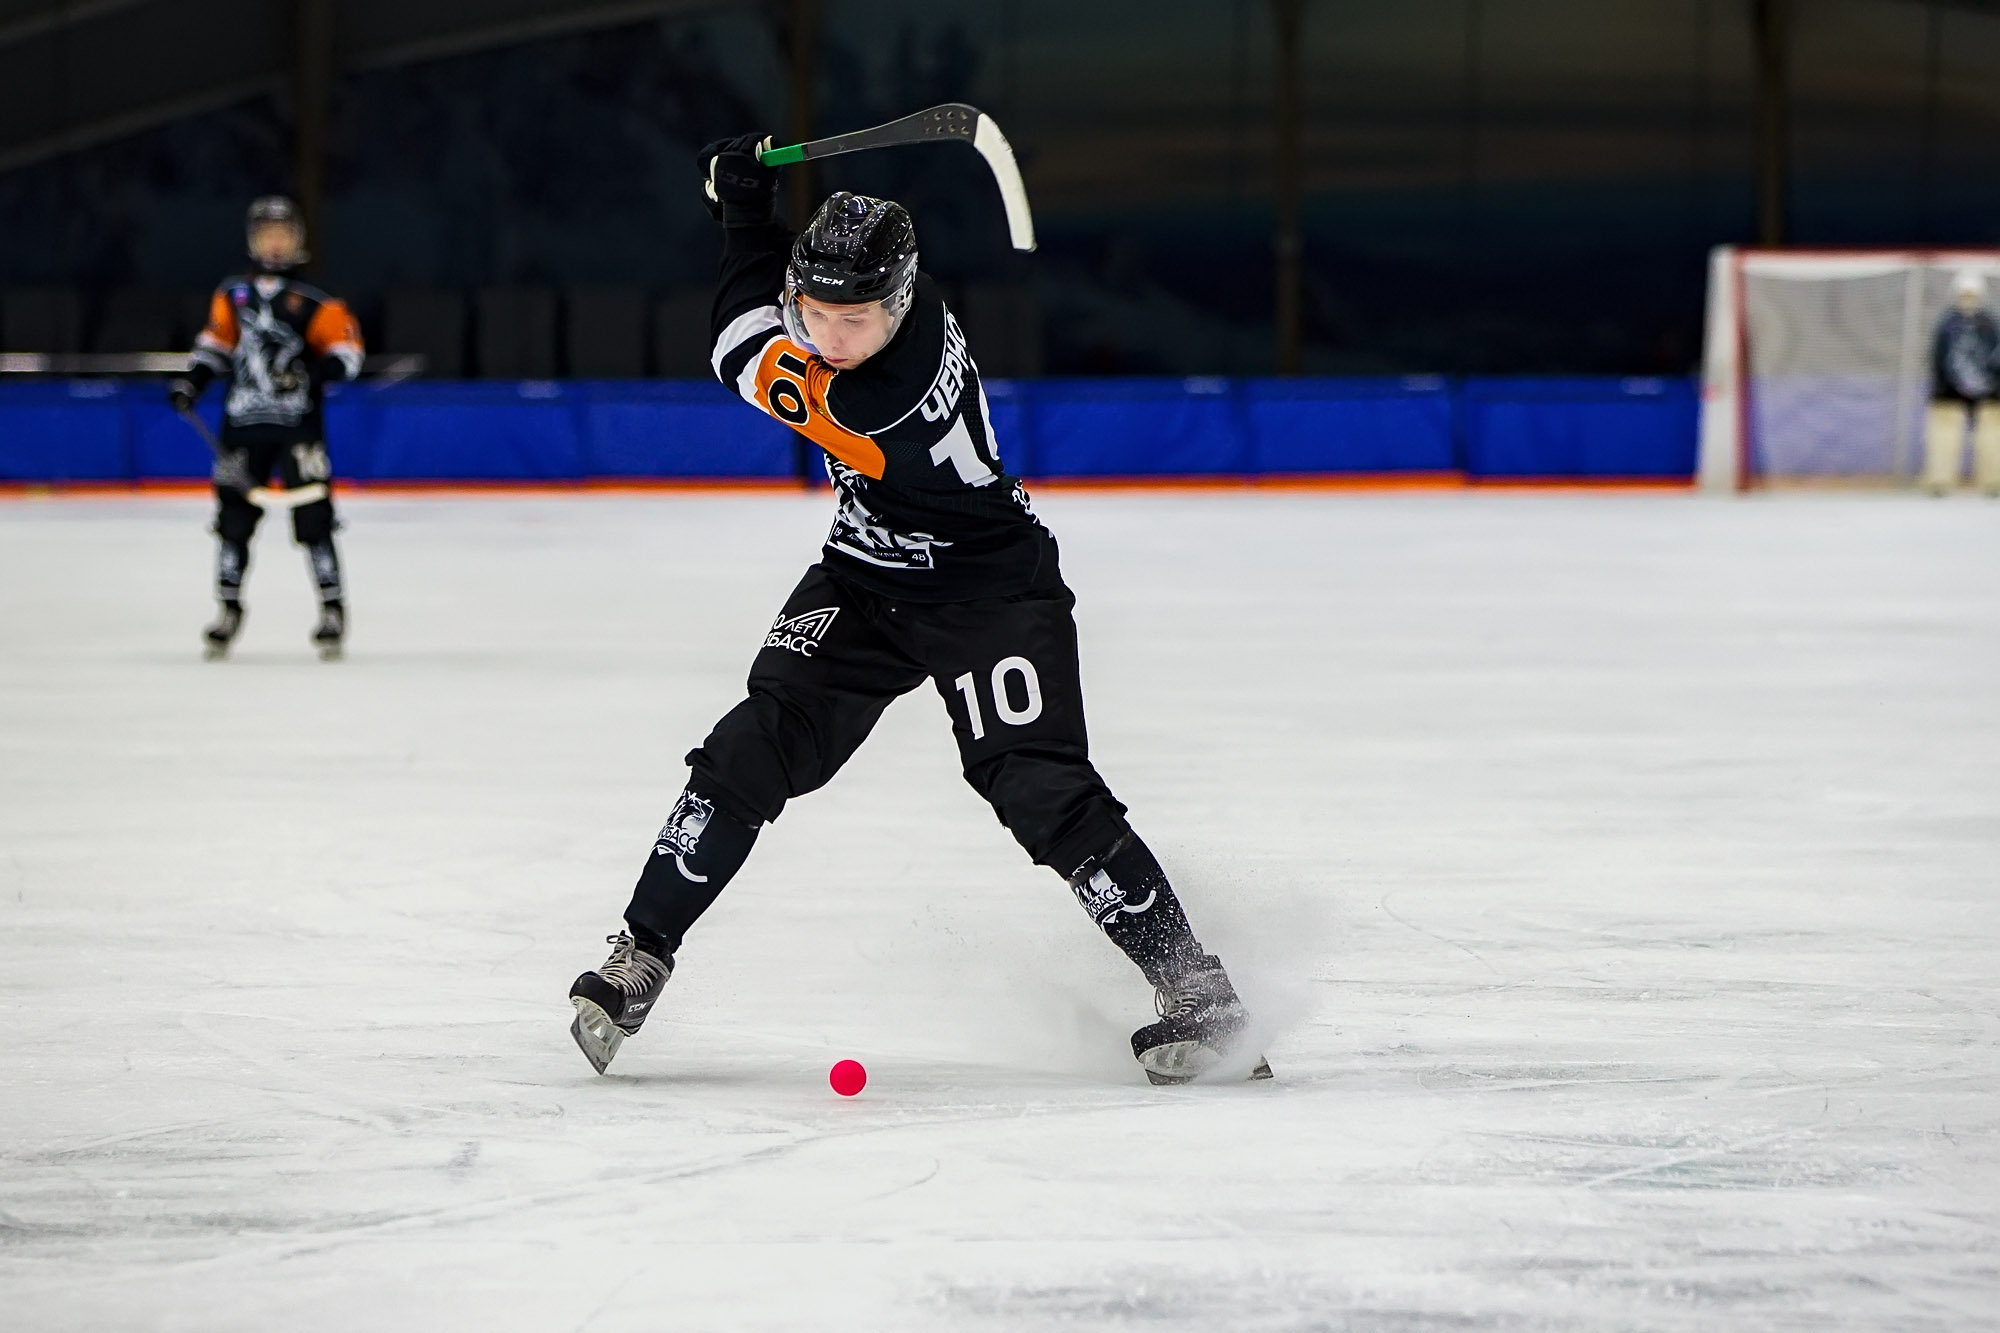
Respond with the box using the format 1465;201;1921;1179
760;104;1037;253
972;114;1037;252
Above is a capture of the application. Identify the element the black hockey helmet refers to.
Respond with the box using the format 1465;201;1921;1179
245;194;309;270
782;192;917;348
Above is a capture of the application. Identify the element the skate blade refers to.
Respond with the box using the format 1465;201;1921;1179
570;997;625;1075
1140;1041;1274;1086
316;642;344;662
203;641;230;661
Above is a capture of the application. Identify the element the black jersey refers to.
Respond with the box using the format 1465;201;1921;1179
188;274;363;445
709;221;1057;603
1932;308;2000;402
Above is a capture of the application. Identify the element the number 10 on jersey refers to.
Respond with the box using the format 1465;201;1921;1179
953;656;1043;740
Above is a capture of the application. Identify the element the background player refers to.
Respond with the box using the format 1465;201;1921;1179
1921;269;2000;496
568;135;1269;1086
168;196;364;659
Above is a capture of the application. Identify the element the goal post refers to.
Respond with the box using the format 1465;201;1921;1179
1698;245;2000;491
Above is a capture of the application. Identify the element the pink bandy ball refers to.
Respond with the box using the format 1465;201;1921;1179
829;1059;867;1097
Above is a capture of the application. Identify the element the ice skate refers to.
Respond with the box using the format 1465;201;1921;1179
312;601;345;661
202;602;244;660
569;931;673;1074
1132;955;1273;1086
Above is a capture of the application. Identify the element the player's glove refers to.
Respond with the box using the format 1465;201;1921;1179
166;377;198;415
310;353;353;392
699;134;779;227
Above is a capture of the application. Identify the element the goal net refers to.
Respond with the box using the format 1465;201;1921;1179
1698;246;2000;490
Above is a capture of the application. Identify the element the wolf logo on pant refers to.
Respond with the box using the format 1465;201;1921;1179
1073;866;1158;925
654;792;715;882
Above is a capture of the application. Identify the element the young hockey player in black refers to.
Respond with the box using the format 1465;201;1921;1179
1921;269;2000;495
168;196;363;660
569;136;1268;1086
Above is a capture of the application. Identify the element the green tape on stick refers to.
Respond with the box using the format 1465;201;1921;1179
746;105;1036;250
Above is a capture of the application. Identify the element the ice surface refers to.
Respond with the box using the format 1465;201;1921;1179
2;489;1997;1331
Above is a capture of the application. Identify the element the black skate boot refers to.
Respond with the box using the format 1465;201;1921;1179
202;601;244;660
312;600;345;661
569;931;672;1074
1131;955;1273;1086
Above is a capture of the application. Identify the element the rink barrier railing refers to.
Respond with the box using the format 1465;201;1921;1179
0;375;1697;486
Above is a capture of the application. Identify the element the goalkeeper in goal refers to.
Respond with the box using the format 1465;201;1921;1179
1922;270;2000;496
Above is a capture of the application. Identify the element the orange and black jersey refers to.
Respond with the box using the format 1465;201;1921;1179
710;221;1057;603
187;274;363;444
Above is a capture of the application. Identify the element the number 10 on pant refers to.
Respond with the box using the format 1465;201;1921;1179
953;656;1044;740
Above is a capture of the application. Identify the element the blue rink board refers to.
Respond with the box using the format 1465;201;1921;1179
0;376;1696;483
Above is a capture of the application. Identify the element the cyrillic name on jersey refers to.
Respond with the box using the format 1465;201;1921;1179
919;310;970;423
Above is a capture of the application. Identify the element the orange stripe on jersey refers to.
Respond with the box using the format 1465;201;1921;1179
751;339;884;479
200;291;239;350
304;298;363;356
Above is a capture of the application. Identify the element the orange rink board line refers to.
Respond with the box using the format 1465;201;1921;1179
0;472;1692;501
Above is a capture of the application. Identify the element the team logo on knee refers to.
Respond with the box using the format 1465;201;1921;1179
765;607;839;657
654;792;713;859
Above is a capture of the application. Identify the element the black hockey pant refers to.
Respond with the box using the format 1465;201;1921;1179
212;439;342;606
623;563;1207;983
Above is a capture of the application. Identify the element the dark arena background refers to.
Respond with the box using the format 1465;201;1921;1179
3;0;1998;483
2;5;1998;1331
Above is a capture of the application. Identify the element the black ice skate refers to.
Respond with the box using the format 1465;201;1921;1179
1131;955;1273;1086
569;931;673;1074
202;602;244;660
312;601;345;661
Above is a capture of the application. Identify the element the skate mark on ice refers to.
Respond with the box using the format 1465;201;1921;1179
104;1073;1190;1276
179;1011;468;1135
10;1115;274;1164
852;1153;942;1205
1416;1063;1724;1094
1378;890;1505;980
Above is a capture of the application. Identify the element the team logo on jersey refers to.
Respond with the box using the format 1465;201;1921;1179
224;300;309;428
764;607;839;657
1072;867;1157;925
824;463;954;571
653;791;715;883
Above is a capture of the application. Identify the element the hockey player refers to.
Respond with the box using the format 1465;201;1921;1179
168;196;363;659
569;135;1269;1086
1921;269;2000;496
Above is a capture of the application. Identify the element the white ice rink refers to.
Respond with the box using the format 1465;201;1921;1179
2;488;1997;1331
